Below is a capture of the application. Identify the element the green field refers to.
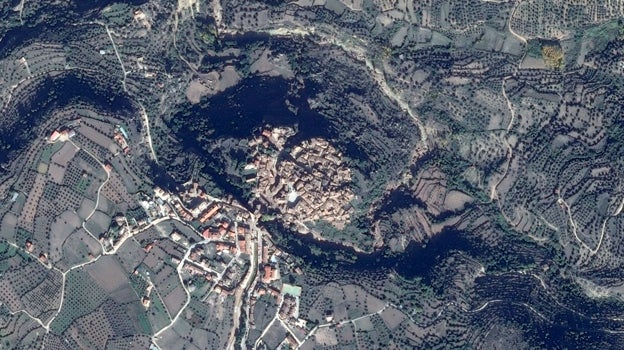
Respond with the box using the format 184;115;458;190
0;242;17;273
73;176;92;195
147;291;171;332
14;228;32;247
39;142;64;165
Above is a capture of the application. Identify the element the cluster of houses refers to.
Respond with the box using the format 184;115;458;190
113;125;130;155
250;129;355;231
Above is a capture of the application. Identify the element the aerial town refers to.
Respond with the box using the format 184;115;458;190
1;0;624;349
249;127;355;232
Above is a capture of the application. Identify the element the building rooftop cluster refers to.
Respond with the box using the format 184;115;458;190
279;293;298;320
180;238;252;296
101;191;173;252
101;179;243;253
249;232;307;330
102;211;147;252
48;122;79;143
113;125;130;155
252;133;355;230
145;181;259;297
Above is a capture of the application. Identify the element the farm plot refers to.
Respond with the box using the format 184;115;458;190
151;262;180;296
50;141;79;166
59;228;102;270
103;334;152;350
77;198;96;220
159;294;235;350
147;290;171;332
49;210;82;263
21;269;63;323
0;304;45;349
162;284;187;321
96;194;116;216
18;172;46;231
101;171;136;211
49;268;109;334
157;318;197;350
115;238;146;273
84;210;112;237
85;255;137;304
0;241;62;320
260;320;288;349
38;142;64;165
76;124;115;152
47;163;66;184
71;307;114;349
0;213;18;241
62;298;150;349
